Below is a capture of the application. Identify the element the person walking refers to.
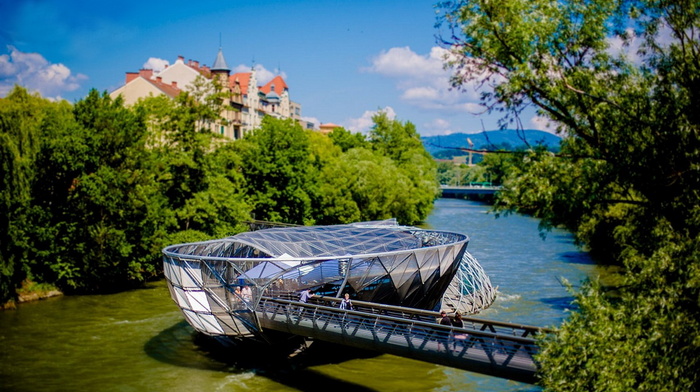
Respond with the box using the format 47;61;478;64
438;310;451;352
339;293;353;310
296;289;314;319
451;312;468;349
299;289;314;303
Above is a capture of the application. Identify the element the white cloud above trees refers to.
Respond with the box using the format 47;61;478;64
364;46;483;113
0;46;87;99
346;107;396;133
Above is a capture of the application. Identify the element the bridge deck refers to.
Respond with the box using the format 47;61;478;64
255;297;544;384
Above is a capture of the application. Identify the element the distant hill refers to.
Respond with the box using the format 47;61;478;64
421;129;561;158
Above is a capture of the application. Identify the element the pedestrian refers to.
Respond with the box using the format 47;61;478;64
241;285;252;302
451;312;464;328
299;288;314;303
339;293;353;310
451;312;468;349
438;310;451;352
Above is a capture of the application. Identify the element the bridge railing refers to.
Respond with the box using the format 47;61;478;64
311;295;550;338
256;296;544;384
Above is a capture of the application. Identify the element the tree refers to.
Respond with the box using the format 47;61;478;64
368;112;440;224
328;126;368;152
438;0;700;389
0;87;69;302
135;92;250;241
26;90;165;292
235;117;316;225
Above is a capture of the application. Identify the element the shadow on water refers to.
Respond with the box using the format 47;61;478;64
558;251;595;265
144;320;381;392
539;296;577;313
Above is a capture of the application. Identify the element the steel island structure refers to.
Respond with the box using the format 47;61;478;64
162;219;496;341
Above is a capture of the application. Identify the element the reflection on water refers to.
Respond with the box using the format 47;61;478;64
0;199;602;391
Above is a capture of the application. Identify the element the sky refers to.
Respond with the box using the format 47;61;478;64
0;0;549;136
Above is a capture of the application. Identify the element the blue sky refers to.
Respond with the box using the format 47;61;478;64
0;0;547;136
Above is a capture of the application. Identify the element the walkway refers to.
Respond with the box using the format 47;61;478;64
440;184;501;197
255;296;546;384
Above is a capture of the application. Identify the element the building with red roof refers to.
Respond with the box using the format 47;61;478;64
110;48;303;140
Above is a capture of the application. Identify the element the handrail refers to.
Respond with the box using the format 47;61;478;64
255;296;541;384
264;296;542;344
309;295;551;337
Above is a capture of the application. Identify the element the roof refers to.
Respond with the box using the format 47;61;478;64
230;72;252;95
164;219;469;260
144;77;181;98
260;75;288;95
211;48;230;72
230;223;423;258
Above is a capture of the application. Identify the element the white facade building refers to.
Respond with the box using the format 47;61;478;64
110;49;302;140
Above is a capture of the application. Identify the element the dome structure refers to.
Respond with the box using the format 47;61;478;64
162;220;495;338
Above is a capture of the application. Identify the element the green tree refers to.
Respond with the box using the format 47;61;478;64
319;147;412;223
135;92;250;241
438;0;700;389
0;87;67;302
28;90;164;292
328;126;368;152
235;117;316;225
368;112;440;224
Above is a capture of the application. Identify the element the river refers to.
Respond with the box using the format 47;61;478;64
0;198;604;392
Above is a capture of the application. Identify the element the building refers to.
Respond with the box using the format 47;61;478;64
319;122;342;134
110;48;302;140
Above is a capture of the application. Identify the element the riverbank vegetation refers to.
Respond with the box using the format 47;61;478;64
0;87;438;305
438;0;699;390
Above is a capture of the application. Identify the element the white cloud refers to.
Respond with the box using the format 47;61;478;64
365;46;447;79
301;116;320;129
346;107;396;133
0;46;87;99
143;57;169;72
233;63;287;85
365;46;486;113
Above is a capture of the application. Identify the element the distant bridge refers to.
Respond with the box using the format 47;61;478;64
440;184;501;197
251;296;546;384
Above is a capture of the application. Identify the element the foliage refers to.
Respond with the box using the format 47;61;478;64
328;126;368;152
367;112;441;223
234;117;316;225
135;93;251;240
438;0;700;389
0;85;439;300
0;88;62;302
27;90;164;292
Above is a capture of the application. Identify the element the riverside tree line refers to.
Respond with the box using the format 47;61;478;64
437;0;700;390
0;86;439;301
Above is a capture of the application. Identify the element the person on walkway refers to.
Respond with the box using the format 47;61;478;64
438;310;452;352
451;312;464;328
297;289;314;319
299;289;314;303
339;293;353;310
451;312;468;349
241;285;253;303
233;286;243;309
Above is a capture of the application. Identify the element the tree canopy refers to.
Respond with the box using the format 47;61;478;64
438;0;700;389
0;87;439;303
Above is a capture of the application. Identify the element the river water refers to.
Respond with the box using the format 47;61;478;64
0;198;603;392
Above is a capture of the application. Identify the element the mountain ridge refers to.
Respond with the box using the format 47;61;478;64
421;129;561;158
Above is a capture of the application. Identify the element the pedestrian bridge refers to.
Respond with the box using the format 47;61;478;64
253;295;546;385
440;184;501;197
